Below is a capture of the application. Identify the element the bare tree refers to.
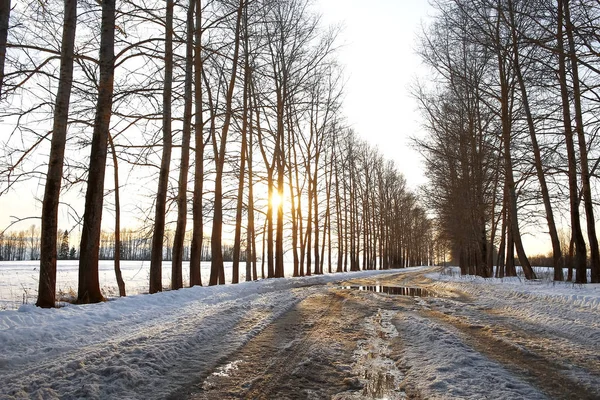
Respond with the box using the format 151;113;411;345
563;0;600;283
77;0;116;304
171;0;196;290
0;0;9;97
149;0;174;294
209;0;244;286
108;132;126;296
189;0;204;288
35;0;78;308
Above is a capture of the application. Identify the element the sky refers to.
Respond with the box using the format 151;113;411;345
315;0;553;255
315;0;431;190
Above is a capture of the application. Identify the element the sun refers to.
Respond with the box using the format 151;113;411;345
270;192;284;209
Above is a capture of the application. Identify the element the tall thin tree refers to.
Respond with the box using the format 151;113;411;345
77;0;116;304
36;0;77;308
149;0;174;294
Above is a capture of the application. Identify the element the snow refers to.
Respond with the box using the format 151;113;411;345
408;267;600;398
396;312;548;400
1;264;600;398
0;268;410;399
0;260;295;310
429;267;600;312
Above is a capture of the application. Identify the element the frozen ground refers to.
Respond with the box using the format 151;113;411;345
1;265;599;399
0;260;286;310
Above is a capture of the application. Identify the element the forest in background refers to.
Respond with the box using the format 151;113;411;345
416;0;600;283
0;0;433;307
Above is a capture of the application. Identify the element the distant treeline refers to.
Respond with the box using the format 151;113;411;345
0;226;236;262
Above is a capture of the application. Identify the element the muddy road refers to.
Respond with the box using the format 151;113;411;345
179;268;600;400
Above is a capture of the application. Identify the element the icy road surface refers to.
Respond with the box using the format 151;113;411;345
1;266;599;399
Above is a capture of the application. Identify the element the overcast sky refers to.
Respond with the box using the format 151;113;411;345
315;0;432;189
314;0;553;255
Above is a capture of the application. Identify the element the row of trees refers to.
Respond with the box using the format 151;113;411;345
1;0;432;307
0;226;40;261
415;0;600;283
0;227;73;261
0;227;240;262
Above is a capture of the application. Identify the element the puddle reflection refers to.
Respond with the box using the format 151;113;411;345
341;285;436;297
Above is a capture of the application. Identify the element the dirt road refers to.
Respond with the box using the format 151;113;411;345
181;268;600;400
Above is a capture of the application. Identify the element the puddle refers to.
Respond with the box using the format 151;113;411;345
341;285;436;297
211;360;242;377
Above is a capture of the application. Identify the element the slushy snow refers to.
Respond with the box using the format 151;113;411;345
0;265;599;399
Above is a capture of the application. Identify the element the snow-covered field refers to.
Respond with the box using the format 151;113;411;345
1;265;599;399
0;260;293;310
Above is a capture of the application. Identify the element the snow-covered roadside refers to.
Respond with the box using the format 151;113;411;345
397;267;600;398
3;264;599;399
427;268;600;347
0;268;410;399
395;312;548;400
429;267;600;311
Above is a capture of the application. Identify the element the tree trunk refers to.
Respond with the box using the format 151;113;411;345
172;0;195;290
109;133;125;296
0;0;9;97
246;72;257;281
313;161;320;275
232;68;248;284
275;92;285;278
496;11;535;280
564;0;599;283
287;112;300;277
189;0;204;288
507;0;562;280
37;0;77;308
557;0;587;283
305;174;313;276
149;0;174;294
78;0;116;303
210;0;243;286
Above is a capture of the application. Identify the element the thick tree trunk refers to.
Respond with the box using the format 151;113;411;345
210;0;243;285
78;0;116;303
149;0;174;294
557;0;587;283
508;8;563;279
564;0;599;283
37;0;77;308
496;14;535;280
